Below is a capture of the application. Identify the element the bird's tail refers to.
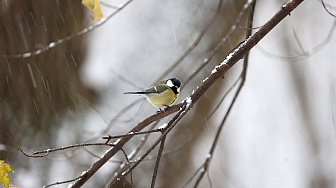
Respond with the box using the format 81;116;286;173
124;91;147;94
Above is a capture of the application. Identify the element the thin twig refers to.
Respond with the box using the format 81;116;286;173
128;121;162;160
292;27;307;55
178;77;240;186
239;25;263;30
110;67;143;90
321;0;336;17
182;0;254;87
206;167;213;188
106;120;160;186
110;105;188;187
150;135;167;188
75;94;110;125
104;98;144;132
120;148;133;187
103;128;163;140
33;143;115;155
155;0;224;83
44;147;130;188
258;19;336;62
0;0;135;60
158;76;241;158
83;147;124;164
182;164;204;188
18;145;50;158
72;104;183;187
80;98;144;143
193;1;255;186
44;176;83;188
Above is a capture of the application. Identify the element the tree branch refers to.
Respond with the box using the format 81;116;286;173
150;135;166;188
71;0;305;186
192;1;255;186
109;105;188;187
72;104;183;187
106;120;160;185
321;0;336;17
0;0;135;60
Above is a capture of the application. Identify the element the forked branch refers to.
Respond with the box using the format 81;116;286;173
71;0;305;187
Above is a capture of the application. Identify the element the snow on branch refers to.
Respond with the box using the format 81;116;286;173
71;0;305;187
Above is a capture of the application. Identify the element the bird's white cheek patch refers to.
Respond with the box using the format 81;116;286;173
166;80;174;87
177;87;180;93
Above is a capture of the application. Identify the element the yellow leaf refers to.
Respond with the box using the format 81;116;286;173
9;185;20;188
82;0;104;21
0;160;13;188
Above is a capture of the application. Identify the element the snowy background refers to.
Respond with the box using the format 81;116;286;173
1;0;335;187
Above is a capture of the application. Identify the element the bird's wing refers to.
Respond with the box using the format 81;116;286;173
144;84;168;94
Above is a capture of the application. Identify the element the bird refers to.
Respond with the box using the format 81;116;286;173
124;78;181;109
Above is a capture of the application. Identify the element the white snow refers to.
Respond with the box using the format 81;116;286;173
185;97;192;108
48;42;55;48
158;123;168;130
80;170;87;176
112;138;121;145
22;53;31;58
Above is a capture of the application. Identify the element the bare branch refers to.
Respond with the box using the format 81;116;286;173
182;164;204;188
119;148;133;187
155;0;224;83
44;176;83;188
85;0;223;139
183;0;255;87
110;106;187;187
110;67;143;90
258;19;336;61
150;135;166;188
321;0;336;17
0;0;135;60
106;121;160;186
44;146;130;188
83;147;124;164
71;0;305;186
18;145;50;158
102;128;162;141
33;143;115;155
103;98;144;133
159;75;241;158
72;104;183;187
193;1;255;186
206;169;213;188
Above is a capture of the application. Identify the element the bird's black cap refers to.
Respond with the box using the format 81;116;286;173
167;78;181;94
170;78;181;87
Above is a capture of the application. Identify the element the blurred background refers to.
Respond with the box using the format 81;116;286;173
0;0;336;187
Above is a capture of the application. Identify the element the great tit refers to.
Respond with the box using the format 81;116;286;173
124;78;181;108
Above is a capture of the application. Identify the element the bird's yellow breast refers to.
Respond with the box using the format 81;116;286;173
147;89;179;107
